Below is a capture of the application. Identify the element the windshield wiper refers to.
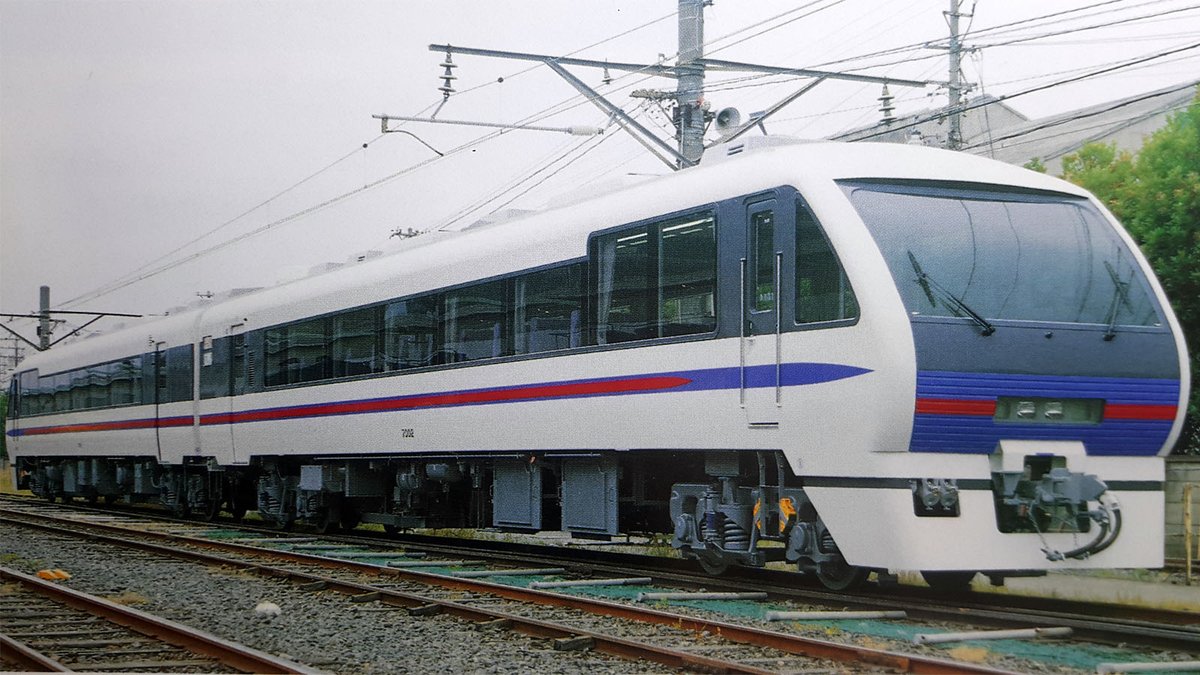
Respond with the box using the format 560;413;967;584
1102;260;1133;341
907;251;996;336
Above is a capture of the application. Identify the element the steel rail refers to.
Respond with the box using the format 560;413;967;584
0;631;71;672
4;496;1197;644
0;508;1014;675
0;565;316;674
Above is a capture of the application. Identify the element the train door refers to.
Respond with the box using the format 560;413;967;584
153;341;166;462
742;197;794;426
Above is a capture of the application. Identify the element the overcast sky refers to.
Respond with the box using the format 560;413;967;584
2;0;1198;362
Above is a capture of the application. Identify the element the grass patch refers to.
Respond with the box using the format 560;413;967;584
105;590;149;605
947;646;992;663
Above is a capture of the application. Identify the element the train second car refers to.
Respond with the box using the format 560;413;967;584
6;138;1190;590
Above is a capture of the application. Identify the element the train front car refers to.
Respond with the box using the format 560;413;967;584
669;139;1189;590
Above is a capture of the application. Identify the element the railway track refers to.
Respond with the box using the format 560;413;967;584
4;499;1199;672
0;565;313;673
0;500;1024;674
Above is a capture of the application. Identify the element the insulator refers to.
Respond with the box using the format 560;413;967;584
439;52;457;100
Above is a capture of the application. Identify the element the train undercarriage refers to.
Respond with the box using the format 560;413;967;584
14;448;1110;592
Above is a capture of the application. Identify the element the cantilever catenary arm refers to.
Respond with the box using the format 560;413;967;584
428;44;690;170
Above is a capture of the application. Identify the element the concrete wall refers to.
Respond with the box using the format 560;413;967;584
1166;456;1200;561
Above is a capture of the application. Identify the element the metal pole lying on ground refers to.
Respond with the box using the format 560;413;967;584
529;577;652;589
636;592;768;602
913;626;1072;645
765;610;908;621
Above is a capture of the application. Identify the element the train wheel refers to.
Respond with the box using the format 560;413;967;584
383;524;400;536
696;550;730;576
815;556;869;591
315;510;340;535
339;510;361;531
201;499;221;522
921;570;976;593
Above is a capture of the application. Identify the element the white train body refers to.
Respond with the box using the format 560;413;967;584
7;139;1189;585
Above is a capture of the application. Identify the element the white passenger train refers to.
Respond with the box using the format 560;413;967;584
6;138;1189;590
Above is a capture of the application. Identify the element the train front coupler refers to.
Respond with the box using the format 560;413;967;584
992;458;1122;561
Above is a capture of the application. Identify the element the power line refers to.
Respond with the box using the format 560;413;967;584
843;39;1200;142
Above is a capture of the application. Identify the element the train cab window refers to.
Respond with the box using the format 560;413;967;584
595;213;717;344
515;264;584;354
442;279;511;363
332;306;383;378
752;212;776;312
385;296;438;370
795;202;858;324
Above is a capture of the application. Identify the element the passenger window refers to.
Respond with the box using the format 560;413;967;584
111;357;141;405
166;345;194;402
332;307;382;378
594;213;717;344
795;202;858;324
442;280;511;363
287;319;330;384
515;264;584;354
384;296;438;370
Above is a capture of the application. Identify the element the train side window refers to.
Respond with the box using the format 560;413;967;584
200;338;230;399
37;375;54;414
442;279;511;363
332;306;383;378
69;368;88;410
264;327;287;387
384;296;437;370
795;202;858;324
230;334;246;395
595;225;654;343
594;212;717;344
660;215;717;336
54;372;70;413
166;344;194;402
515;264;584;354
112;357;142;406
6;377;17;419
287;319;330;384
18;370;37;416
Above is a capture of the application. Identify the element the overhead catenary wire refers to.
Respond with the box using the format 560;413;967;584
47;2;1200;319
843;38;1200;142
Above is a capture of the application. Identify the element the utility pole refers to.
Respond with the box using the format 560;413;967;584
38;286;51;350
946;0;966;150
676;0;706;165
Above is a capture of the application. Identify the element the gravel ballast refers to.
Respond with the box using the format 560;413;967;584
0;523;659;674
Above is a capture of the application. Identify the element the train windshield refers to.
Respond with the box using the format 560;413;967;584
840;181;1164;328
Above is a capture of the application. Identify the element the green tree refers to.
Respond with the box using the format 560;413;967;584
1061;90;1200;454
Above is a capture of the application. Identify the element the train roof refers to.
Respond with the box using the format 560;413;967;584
12;139;1092;376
